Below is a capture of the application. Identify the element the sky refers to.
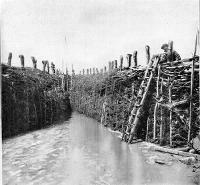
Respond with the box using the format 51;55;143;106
1;0;199;73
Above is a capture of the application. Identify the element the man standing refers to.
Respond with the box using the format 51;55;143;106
161;43;181;62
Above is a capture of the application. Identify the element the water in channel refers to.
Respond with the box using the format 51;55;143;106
3;111;194;185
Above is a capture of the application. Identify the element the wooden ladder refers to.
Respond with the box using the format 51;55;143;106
122;56;160;143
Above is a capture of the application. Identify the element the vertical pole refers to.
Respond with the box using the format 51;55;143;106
66;68;68;91
153;105;158;140
114;60;118;69
93;67;95;75
8;52;12;66
188;58;194;142
42;60;46;72
42;60;47;72
111;61;114;71
119;55;123;70
51;62;55;74
169;79;173;147
153;65;161;140
160;78;163;144
126;54;132;68
146;117;150;141
198;14;200;120
61;73;65;91
31;57;37;69
168;41;173;65
47;61;50;73
71;65;74;90
19;55;25;68
145;45;150;66
168;41;173;146
108;61;111;72
66;67;68;76
104;66;107;74
132;51;137;67
156;65;161;98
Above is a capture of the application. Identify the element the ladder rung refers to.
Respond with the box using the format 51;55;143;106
135;104;141;108
145;76;150;79
137;94;143;98
131;113;136;116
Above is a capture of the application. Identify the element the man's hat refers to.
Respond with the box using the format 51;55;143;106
161;43;168;49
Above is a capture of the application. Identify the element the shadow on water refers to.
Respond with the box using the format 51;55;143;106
3;110;73;141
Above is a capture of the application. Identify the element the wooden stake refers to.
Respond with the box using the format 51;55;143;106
119;55;123;70
104;66;107;73
51;62;55;74
153;104;158;140
61;73;65;90
133;51;137;67
47;61;50;73
114;60;118;69
168;40;173;147
168;41;173;64
8;52;12;66
19;55;25;68
93;67;95;75
66;73;69;91
66;67;68;75
145;45;150;65
111;61;114;70
146;117;150;141
196;30;200;114
160;78;164;143
31;56;37;69
108;61;111;72
42;60;48;72
126;54;132;68
169;79;173;147
188;58;194;142
71;65;75;89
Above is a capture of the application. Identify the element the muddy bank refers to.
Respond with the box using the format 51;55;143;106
2;64;71;138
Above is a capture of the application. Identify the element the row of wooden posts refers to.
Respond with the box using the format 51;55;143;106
77;46;151;75
7;45;152;77
7;52;58;74
7;52;73;92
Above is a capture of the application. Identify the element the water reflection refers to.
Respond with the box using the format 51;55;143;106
3;112;194;185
